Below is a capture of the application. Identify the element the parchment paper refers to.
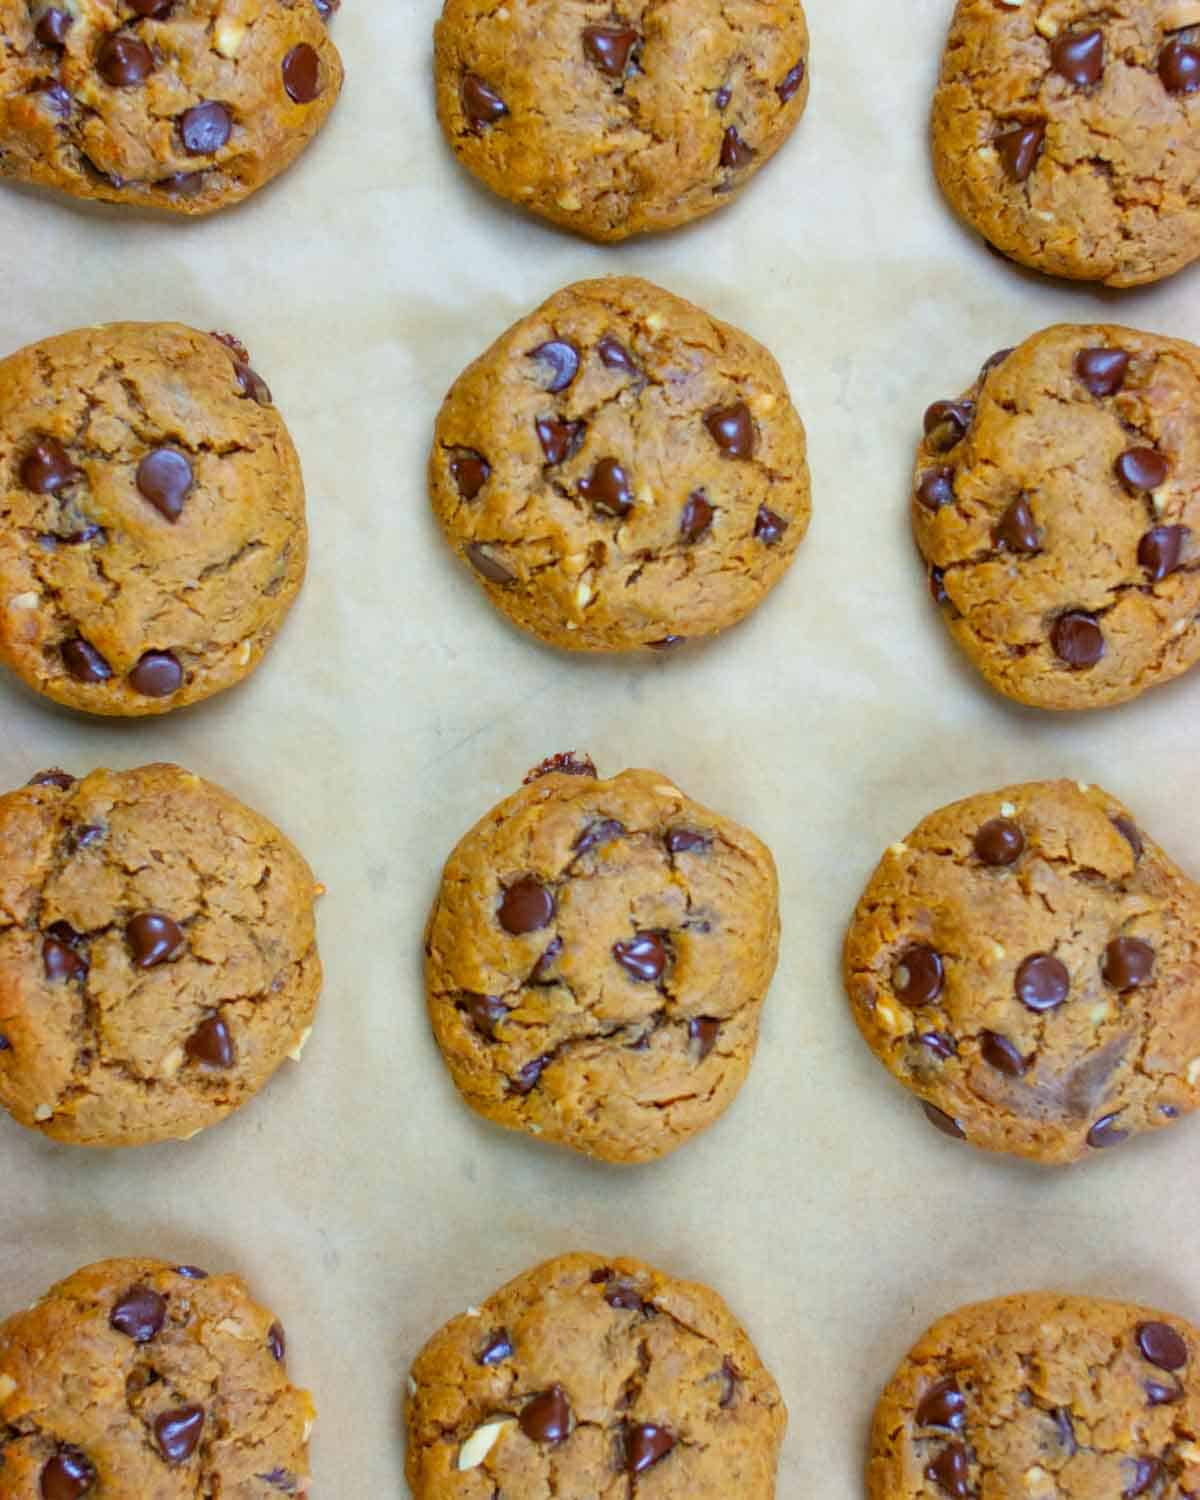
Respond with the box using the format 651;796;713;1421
3;2;1200;1492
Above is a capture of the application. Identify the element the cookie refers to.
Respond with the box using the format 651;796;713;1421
430;277;811;652
869;1292;1200;1500
931;2;1200;287
0;321;307;716
0;1256;314;1497
433;0;809;241
0;762;321;1147
406;1251;786;1500
424;754;780;1163
843;779;1200;1165
913;324;1200;712
0;0;343;215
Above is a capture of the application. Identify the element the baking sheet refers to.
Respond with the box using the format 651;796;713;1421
3;0;1200;1492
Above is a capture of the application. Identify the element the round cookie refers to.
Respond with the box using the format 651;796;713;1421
0;0;343;215
870;1292;1200;1500
931;2;1200;287
913;324;1200;712
424;754;780;1163
0;1256;314;1497
430;277;811;652
433;0;809;241
406;1251;786;1500
0;321;307;716
843;780;1200;1165
0;762;321;1147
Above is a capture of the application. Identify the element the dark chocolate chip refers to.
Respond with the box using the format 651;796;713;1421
917;467;955;511
31;79;72;113
580;458;633;518
531;938;562;982
974;817;1024;866
43;935;87;983
996;122;1045;182
97;33;154;87
450;450;490;499
1116;448;1169;493
1087;1111;1128;1149
919;1031;956;1060
36;8;73;47
1051;612;1104;668
519;1385;571;1443
981;1030;1026;1077
1052;1409;1076;1456
574;818;624;854
110;1287;166;1343
535;416;585;466
498;878;554;935
597;335;637;374
1138;1321;1188;1370
1139;526;1188;582
679;491;715;542
528;340;580;393
1145;1379;1182;1406
930;566;950;607
923;1102;965;1139
460;993;510;1038
582;25;639;76
233;362;272;404
1125;1459;1162;1498
926;1443;971;1498
186;1015;234;1067
754;505;788;544
136;448;193;522
312;0;336;17
893;944;944;1006
127;911;184;969
666;829;709;854
0;1034;10;1052
21;437;79;493
61;638;111;684
479;1330;513;1365
156;171;205;198
267;1322;285;1361
627;1423;674;1475
1051;29;1103;86
39;1451;96;1500
720;1356;739;1406
648;635;685;650
720;126;755;168
1102;937;1155;993
705;402;754;458
466;543;513;584
463;73;508;129
28;768;75;789
715;84;731;109
129;650;183;698
154;1405;204;1464
981;347;1015;378
129;0;172;13
613;932;667;982
525;752;597;783
259;1468;298;1492
923;401;974;452
175;1265;207;1279
916;1378;966;1431
180;101;231;155
689;1017;720;1060
777;58;806;102
1015;953;1069;1012
994;496;1039;553
1074;348;1129;398
1160;38;1200;94
282;43;321;103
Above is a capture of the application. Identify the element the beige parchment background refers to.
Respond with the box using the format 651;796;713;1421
2;0;1200;1492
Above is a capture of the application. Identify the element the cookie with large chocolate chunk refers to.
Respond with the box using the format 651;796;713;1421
0;763;321;1146
0;1257;314;1496
0;0;342;214
870;1293;1200;1500
406;1252;786;1500
424;757;780;1163
931;2;1200;286
913;325;1200;711
0;321;306;715
430;277;811;652
434;0;809;240
844;780;1200;1165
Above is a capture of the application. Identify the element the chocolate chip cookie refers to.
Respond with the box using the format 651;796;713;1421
0;321;307;716
844;779;1200;1165
931;2;1200;286
424;755;780;1163
406;1251;786;1500
870;1292;1200;1500
0;762;322;1147
433;0;809;240
913;324;1200;711
430;277;811;652
0;0;343;215
0;1256;314;1496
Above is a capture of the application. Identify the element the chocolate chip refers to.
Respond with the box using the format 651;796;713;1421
919;1031;956;1060
450;450;490;499
720;126;755;168
627;1423;674;1475
110;1287;166;1343
926;1443;971;1498
1139;525;1188;582
282;43;321;103
463;73;507;129
755;505;788;544
1146;1379;1182;1406
186;1015;234;1067
604;1280;645;1312
0;1034;10;1052
312;0;336;17
916;1378;966;1431
981;347;1015;378
127;911;184;968
498;877;554;934
1160;38;1200;94
175;1265;207;1279
1015;953;1069;1012
994;496;1039;554
128;0;172;12
61;638;111;684
71;824;105;851
580;458;634;518
479;1330;512;1365
923;1102;965;1139
974;817;1024;866
981;1030;1026;1077
267;1322;285;1361
648;636;685;650
1125;1458;1162;1498
31;79;71;113
1052;1409;1076;1455
232;362;272;405
719;1356;739;1407
136;448;193;522
28;768;75;789
574;818;624;854
180;101;232;154
1087;1111;1128;1149
689;1017;720;1060
466;543;513;584
715;85;731;109
519;1385;571;1444
1115;448;1169;493
666;829;709;854
996;122;1044;182
893;944;945;1006
613;932;667;982
923;401;974;452
528;340;580;393
36;8;73;46
130;650;183;698
917;467;955;511
40;1451;96;1500
535;416;585;466
680;492;714;542
1051;612;1104;669
97;33;154;86
1138;1322;1188;1370
597;335;637;374
460;993;510;1038
582;25;639;76
43;934;87;983
1074;348;1129;397
1102;937;1155;993
259;1468;298;1492
526;752;597;783
154;1405;204;1464
1051;29;1103;86
777;58;806;102
21;437;79;493
705;402;754;458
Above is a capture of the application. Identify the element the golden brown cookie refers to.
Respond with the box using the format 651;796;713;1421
931;2;1200;287
843;780;1200;1166
913;324;1200;712
0;0;343;215
0;321;307;716
0;762;322;1147
433;0;809;241
430;277;811;652
870;1292;1200;1500
0;1256;314;1497
424;754;780;1163
406;1251;786;1500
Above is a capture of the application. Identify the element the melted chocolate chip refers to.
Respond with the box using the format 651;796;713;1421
923;401;974;452
1051;612;1104;668
1125;1458;1162;1498
994;496;1039;554
1051;29;1103;86
233;362;272;404
582;25;639;76
1160;38;1200;94
129;650;183;698
97;33;153;87
981;348;1015;379
1102;937;1155;993
919;1031;956;1060
0;1034;10;1052
186;1015;234;1067
1087;1112;1128;1149
282;43;321;103
777;58;806;102
180;101;231;155
525;752;597;783
974;817;1024;866
1052;1409;1076;1456
479;1330;513;1365
604;1280;645;1312
597;335;637;374
268;1322;286;1361
460;993;510;1038
466;543;514;585
666;829;709;854
136;448;193;522
463;73;508;129
39;1451;96;1500
715;84;731;109
43;934;87;983
28;768;76;789
1138;1322;1188;1370
1115;448;1169;494
450;450;490;499
31;79;71;113
996;122;1045;182
1015;953;1069;1012
916;1378;966;1431
61;638;111;684
648;635;685;650
519;1385;571;1443
579;458;634;517
531;938;562;981
129;0;172;13
175;1265;207;1279
680;491;714;542
1146;1379;1182;1406
156;171;205;198
705;402;754;458
36;8;73;47
154;1405;204;1464
917;467;955;511
1139;525;1188;582
893;944;944;1006
720;126;755;169
110;1286;166;1343
926;1443;971;1498
689;1017;720;1060
528;340;580;393
1075;348;1129;398
21;437;79;493
627;1423;674;1475
923;1102;965;1139
127;911;184;968
535;416;585;466
613;932;667;982
981;1030;1026;1077
754;505;788;544
498;878;554;935
574;818;624;854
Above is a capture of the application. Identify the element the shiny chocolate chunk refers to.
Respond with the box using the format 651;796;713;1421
186;1015;234;1067
282;43;321;103
110;1286;166;1343
450;450;490;499
1074;348;1129;397
463;73;508;129
613;932;667;982
705;402;754;458
154;1405;204;1464
528;339;580;392
136;448;193;522
126;911;184;968
1051;29;1103;86
518;1385;571;1443
498;878;554;934
893;944;944;1006
996;122;1044;182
